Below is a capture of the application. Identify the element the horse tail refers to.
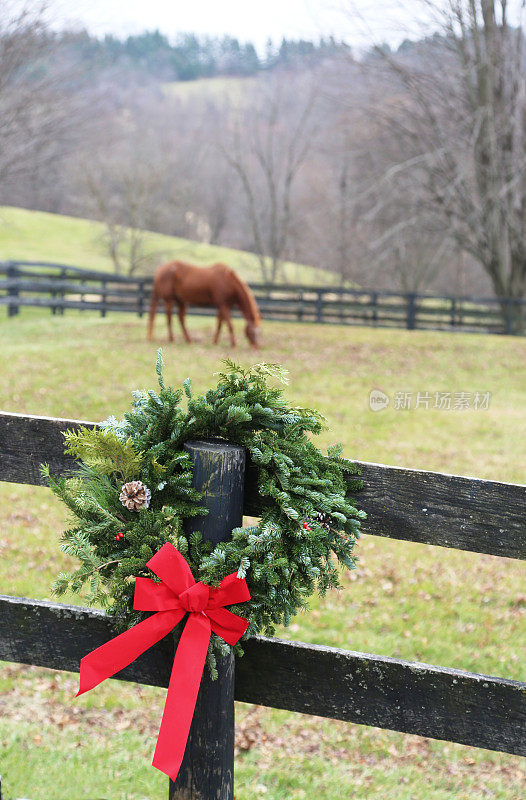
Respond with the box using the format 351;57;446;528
147;285;159;341
229;269;261;325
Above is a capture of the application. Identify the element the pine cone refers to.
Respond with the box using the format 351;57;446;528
119;480;151;511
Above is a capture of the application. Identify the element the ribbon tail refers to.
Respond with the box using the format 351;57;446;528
77;609;184;697
152;612;211;781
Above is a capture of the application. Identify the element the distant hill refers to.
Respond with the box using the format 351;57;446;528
0;206;339;285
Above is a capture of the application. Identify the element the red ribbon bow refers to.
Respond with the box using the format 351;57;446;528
76;542;250;780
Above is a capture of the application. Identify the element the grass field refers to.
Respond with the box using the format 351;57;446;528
163;75;253;106
0;206;336;285
0;310;524;799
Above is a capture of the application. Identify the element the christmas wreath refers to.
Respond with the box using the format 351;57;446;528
43;353;365;779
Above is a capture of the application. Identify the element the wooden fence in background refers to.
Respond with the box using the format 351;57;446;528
0;409;524;797
1;260;525;335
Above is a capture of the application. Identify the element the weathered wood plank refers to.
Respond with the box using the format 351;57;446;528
238;636;526;756
0;595;524;756
0;297;140;311
351;461;526;560
0;261;147;282
0;412;95;485
0;278;142;294
1;411;524;558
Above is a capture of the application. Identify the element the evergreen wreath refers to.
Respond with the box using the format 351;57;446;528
44;352;365;676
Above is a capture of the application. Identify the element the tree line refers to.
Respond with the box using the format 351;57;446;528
19;27;350;82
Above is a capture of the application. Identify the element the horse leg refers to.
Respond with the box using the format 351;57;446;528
220;305;236;348
163;299;175;342
213;311;223;344
177;302;193;344
147;290;158;341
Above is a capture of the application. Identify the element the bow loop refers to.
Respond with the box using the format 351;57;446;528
146;543;195;596
133;577;180;612
208;571;252;609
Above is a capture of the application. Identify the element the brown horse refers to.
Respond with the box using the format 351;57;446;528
147;260;262;348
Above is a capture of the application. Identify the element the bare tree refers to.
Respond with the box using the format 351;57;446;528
84;154;168;275
1;3;66;190
354;1;526;324
305;96;373;287
0;1;47;183
81;88;211;274
0;1;108;215
221;72;319;283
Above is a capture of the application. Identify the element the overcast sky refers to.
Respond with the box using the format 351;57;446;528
54;0;436;52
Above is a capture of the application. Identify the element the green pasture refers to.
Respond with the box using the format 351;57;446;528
0;206;334;285
163;74;253;106
0;310;524;799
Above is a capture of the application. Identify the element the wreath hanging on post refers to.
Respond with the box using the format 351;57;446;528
43;351;365;780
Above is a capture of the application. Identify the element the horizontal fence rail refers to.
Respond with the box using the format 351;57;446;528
1;595;524;756
1;261;524;335
1;411;524;559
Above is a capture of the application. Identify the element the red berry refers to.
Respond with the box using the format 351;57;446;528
302;521;309;529
306;525;311;531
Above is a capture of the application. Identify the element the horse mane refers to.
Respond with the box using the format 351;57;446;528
227;268;261;325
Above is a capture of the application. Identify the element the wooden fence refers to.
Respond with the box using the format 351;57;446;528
1;260;525;335
0;410;524;797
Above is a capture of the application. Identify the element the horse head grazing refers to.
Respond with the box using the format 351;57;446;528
228;267;262;350
245;321;262;350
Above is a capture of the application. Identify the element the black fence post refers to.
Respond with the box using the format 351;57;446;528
60;268;66;315
101;279;107;318
6;263;19;317
505;298;514;335
51;272;57;315
138;280;145;318
169;439;246;800
371;292;378;325
316;290;324;323
450;298;456;328
407;293;416;330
